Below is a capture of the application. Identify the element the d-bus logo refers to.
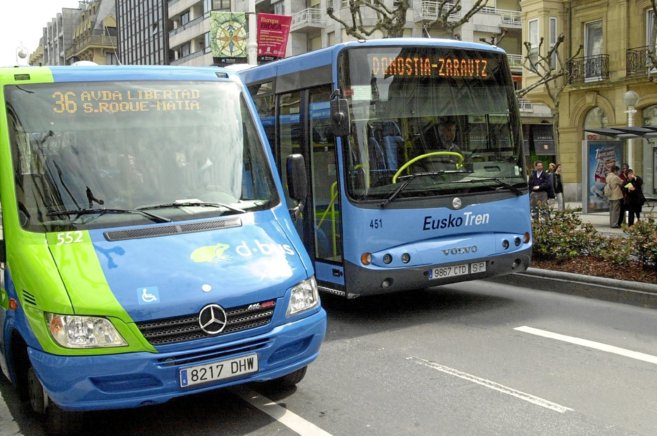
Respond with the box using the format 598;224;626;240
191;240;295;263
191;243;230;263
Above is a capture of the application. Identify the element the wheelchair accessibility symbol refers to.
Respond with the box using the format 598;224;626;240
138;287;160;304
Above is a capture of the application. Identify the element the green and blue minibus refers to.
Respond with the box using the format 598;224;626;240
0;64;326;433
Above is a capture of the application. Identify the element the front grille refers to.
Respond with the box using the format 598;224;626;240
136;301;275;345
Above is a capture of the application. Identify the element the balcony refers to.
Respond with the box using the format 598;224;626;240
507;53;522;71
65;34;117;59
498;9;521;28
626;46;657;78
291;8;325;32
415;0;461;22
567;54;609;84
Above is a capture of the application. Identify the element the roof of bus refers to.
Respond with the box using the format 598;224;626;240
239;38;507;82
0;64;237;85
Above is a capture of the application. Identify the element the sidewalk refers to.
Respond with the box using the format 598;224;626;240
487;203;657;309
578;211;625;236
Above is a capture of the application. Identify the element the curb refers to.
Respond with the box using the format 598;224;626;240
486;268;657;310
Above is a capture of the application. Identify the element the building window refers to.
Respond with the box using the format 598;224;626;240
273;1;285;15
584;20;603;79
549;17;557;70
181;11;190;26
528;19;539;65
584;107;608;131
205;0;230;11
180;42;191;57
105;51;118;65
647;9;656;51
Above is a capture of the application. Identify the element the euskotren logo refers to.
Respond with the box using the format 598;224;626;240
191;240;295;263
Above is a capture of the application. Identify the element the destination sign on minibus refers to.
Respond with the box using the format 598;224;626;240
50;88;202;114
369;55;490;79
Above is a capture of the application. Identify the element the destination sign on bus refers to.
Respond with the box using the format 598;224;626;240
50;88;202;115
370;55;490;79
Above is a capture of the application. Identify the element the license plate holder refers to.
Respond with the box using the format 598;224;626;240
179;354;258;388
429;261;486;279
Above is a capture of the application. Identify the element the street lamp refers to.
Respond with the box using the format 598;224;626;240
624;90;640;169
15;43;28;66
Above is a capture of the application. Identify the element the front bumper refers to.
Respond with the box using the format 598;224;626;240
28;308;326;411
344;249;532;298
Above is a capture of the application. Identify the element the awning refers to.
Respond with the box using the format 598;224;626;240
585;126;657;139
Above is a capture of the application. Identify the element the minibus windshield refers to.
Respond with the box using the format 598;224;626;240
5;80;277;232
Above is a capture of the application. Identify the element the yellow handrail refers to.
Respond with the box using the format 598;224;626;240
316;181;339;257
392;151;464;183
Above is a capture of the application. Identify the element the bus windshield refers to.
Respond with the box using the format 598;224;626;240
340;46;525;202
5;80;277;232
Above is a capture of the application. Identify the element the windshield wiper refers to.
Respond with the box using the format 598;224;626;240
47;208;171;223
459;177;524;196
380;170;469;208
137;200;245;214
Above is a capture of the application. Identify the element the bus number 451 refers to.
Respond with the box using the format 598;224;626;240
369;219;383;229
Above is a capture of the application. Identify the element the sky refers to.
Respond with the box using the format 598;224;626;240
0;0;83;67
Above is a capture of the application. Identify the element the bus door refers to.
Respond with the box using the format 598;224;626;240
277;86;344;289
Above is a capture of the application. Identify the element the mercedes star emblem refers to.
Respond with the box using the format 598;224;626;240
198;304;228;335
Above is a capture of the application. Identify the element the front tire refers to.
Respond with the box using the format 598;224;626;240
266;366;307;391
27;367;84;435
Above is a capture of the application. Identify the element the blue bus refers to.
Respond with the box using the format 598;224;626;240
0;64;326;433
240;38;532;299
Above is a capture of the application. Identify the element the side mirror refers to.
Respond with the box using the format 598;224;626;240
286;154;307;219
330;91;350;137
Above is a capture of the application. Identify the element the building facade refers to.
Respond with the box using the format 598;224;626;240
31;8;82;66
522;0;657;205
116;0;169;64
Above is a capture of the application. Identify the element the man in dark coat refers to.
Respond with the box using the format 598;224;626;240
528;161;550;218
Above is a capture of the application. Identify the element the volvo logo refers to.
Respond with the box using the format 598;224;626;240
452;197;462;209
442;245;478;256
198;304;228;335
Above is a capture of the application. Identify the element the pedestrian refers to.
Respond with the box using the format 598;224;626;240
617;163;629;226
552;163;564;211
605;165;624;228
528;161;550;218
623;169;645;226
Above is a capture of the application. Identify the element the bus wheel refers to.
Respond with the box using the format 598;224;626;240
267;366;307;390
27;367;84;435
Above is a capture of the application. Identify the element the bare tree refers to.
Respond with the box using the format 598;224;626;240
326;0;488;39
516;35;582;148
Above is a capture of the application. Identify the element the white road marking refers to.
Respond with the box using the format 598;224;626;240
407;356;573;414
235;387;333;436
0;392;20;435
515;326;657;365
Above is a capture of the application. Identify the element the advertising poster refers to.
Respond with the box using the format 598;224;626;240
584;140;623;213
257;13;291;63
210;12;248;65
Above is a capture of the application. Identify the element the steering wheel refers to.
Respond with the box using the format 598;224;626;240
392;151;464;183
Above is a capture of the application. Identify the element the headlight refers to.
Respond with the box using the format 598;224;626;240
286;277;320;317
46;313;127;348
